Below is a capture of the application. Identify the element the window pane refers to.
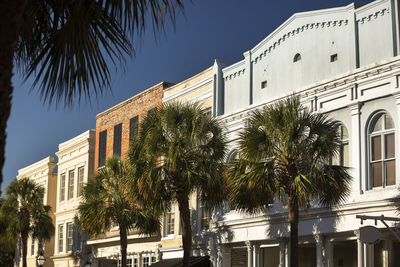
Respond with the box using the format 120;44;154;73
385;114;394;129
68;170;74;200
372;162;383;187
58;224;64;252
67;223;73;251
386;160;396;186
371;136;381;161
60;174;65;202
98;130;107;167
31;239;35;256
113;123;122;157
385;134;395;159
77;167;84;197
341;125;349;140
372;115;384;132
129;116;139;143
340;143;349;167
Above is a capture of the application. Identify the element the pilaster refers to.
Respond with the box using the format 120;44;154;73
350;103;362;194
355;230;364;267
278;238;287;267
246;240;253;267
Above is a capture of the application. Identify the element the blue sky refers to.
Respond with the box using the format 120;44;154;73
2;0;372;190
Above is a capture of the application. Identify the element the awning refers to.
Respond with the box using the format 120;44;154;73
150;256;210;267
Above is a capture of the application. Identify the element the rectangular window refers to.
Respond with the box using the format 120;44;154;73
330;54;338;62
147;108;157;117
98;130;107;167
372;162;383;187
133;258;138;267
261;80;267;89
76;230;81;251
58;224;64;253
127;258;133;267
60;173;66;202
113;123;122;157
143;256;150;267
371;136;382;161
129;116;139;143
164;211;175;236
340;143;349;167
68;170;74;200
201;205;210;231
66;222;73;252
77;167;84;197
31;239;35;256
386;160;396;186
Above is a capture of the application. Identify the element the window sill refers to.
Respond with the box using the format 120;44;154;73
161;235;174;240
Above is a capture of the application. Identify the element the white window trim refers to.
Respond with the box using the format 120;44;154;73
367;112;396;190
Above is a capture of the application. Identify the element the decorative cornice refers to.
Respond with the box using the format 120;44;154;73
218;56;400;125
162;76;213;103
356;8;389;23
252;19;349;64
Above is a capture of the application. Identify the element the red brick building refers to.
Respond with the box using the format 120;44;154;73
94;81;172;171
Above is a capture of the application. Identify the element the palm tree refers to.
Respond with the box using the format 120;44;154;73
0;199;17;267
0;0;184;190
0;178;54;267
78;157;160;267
229;96;351;267
129;102;228;267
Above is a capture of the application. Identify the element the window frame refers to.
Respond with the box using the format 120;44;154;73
59;173;66;202
58;224;64;253
98;130;107;167
77;166;84;197
66;222;74;252
67;169;75;200
368;112;396;189
113;123;122;157
163;210;175;238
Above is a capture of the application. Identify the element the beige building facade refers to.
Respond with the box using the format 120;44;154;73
16;156;57;267
52;130;95;267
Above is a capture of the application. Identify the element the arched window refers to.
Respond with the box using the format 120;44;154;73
293;53;301;62
369;112;395;188
227;149;239;162
338;125;349;166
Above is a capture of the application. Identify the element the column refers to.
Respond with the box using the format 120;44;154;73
315;234;324;267
395;94;400;186
138;252;143;267
324;237;333;267
355;230;364;267
253;243;260;267
221;246;231;267
155;244;162;262
365;244;374;267
246;241;253;267
217;244;223;267
285;239;290;267
279;238;287;267
350;103;362;194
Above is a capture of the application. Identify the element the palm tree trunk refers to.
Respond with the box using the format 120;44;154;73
120;226;128;267
177;191;192;267
21;232;28;267
0;0;27;192
288;198;299;267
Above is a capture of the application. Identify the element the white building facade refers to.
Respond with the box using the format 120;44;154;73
210;0;400;266
16;156;57;267
53;130;95;267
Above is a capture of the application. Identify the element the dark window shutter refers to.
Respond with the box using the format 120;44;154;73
129;116;139;143
113;123;122;157
98;130;107;167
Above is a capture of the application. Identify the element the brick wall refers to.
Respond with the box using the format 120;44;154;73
94;81;172;172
